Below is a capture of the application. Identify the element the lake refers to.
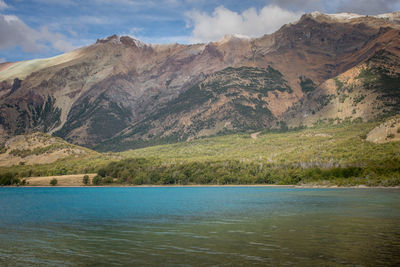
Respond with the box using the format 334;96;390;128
0;187;399;266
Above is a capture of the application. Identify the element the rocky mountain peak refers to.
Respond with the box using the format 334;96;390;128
96;35;146;48
96;34;120;44
376;11;400;22
215;34;252;45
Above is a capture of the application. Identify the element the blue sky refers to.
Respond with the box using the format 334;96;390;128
0;0;399;62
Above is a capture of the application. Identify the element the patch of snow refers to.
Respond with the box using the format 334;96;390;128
376;11;400;21
311;11;363;21
310;11;323;18
132;38;145;48
310;11;399;22
328;12;364;20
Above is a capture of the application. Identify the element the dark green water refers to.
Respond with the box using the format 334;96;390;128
0;187;399;266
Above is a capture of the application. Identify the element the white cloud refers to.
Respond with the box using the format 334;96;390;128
40;26;75;52
0;0;8;10
186;5;302;43
0;14;75;53
0;57;6;63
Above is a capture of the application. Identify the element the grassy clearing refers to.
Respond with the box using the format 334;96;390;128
0;154;120;185
25;174;97;186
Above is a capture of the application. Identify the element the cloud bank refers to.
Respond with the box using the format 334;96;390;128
337;0;400;15
0;0;399;61
270;0;399;15
0;14;74;54
186;5;302;43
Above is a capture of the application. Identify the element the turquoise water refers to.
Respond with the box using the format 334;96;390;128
0;187;399;266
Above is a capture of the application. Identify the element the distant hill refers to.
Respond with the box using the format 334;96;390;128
0;132;96;166
0;11;399;151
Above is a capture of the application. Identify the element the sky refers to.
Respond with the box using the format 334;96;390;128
0;0;399;62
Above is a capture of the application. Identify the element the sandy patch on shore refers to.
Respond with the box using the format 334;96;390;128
25;174;97;186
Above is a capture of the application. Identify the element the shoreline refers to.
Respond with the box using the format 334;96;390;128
3;184;400;189
3;174;396;189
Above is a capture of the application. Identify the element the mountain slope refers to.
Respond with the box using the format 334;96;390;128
284;46;400;126
0;11;399;151
96;66;294;150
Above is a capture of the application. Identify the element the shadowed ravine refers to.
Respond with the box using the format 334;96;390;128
0;187;399;266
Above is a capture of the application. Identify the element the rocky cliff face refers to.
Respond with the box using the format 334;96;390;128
0;12;399;151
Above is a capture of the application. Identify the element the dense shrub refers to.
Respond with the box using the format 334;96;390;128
0;172;20;185
50;178;58;186
98;168;107;177
82;175;90;185
92;175;102;185
299;76;316;93
387;133;395;139
0;145;7;154
94;158;400;186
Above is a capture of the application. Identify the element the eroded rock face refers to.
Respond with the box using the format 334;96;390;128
0;12;399;151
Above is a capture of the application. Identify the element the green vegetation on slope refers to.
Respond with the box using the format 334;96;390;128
208;66;293;94
99;122;398;186
1;121;399;186
1;95;62;135
299;76;316;93
92;157;399;186
0;154;118;185
120;122;397;165
357;50;400;117
55;93;132;146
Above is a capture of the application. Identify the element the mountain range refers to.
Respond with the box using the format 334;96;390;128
0;11;399;151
